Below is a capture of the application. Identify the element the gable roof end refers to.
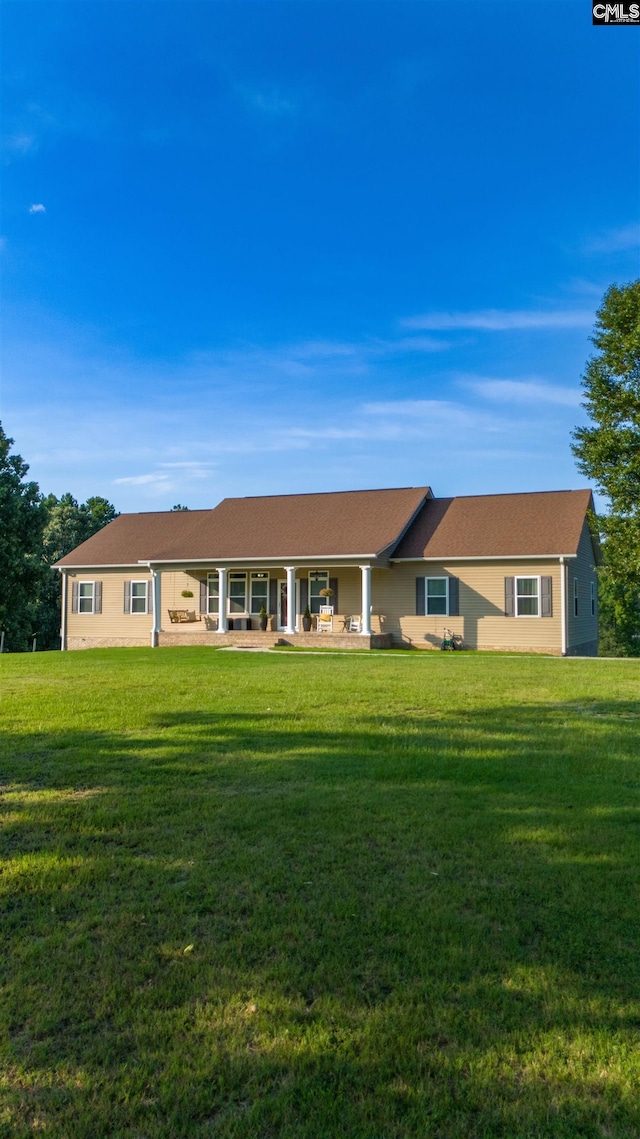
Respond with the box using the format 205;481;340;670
392;489;595;560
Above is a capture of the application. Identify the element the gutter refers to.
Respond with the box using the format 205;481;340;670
391;554;578;563
137;553;380;565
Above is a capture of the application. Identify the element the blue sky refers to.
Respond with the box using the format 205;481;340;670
2;0;639;512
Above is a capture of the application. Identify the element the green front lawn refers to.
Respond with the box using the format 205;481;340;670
1;648;639;1137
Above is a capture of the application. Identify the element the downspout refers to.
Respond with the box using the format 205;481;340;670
150;566;162;648
559;556;567;657
59;569;67;651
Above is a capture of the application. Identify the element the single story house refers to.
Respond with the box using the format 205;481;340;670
55;485;599;655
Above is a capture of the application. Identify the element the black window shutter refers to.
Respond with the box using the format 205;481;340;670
124;580;131;614
71;581;79;613
329;577;338;613
505;576;515;617
94;581;102;614
300;577;308;612
269;577;278;617
448;576;459;616
147;581;153;615
416;577;426;616
199;579;207;613
541;576;552;617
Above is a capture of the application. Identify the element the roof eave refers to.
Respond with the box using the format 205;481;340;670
391;553;579;562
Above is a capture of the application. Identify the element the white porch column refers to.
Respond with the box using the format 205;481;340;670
559;556;567;657
360;565;372;635
59;570;67;651
216;567;228;634
150;567;162;648
284;566;296;633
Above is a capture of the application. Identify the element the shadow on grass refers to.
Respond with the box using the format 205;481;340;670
1;700;640;1137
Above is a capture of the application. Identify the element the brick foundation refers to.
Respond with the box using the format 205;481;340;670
67;636;149;650
158;629;393;650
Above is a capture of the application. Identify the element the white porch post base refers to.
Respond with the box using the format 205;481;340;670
284;566;296;633
360;565;372;635
216;567;228;633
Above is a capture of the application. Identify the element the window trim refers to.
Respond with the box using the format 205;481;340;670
515;575;541;618
591;581;596;617
573;577;579;618
424;575;450;616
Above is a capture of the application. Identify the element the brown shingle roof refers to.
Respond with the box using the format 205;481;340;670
393;490;595;560
55;486;432;567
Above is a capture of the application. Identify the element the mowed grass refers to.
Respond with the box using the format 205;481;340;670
1;649;640;1139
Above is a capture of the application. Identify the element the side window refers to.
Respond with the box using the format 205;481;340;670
78;582;95;613
573;578;579;617
591;581;596;616
425;577;448;615
516;577;539;616
131;581;148;614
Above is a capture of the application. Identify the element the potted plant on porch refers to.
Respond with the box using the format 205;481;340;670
258;606;269;632
302;604;312;632
318;587;333;606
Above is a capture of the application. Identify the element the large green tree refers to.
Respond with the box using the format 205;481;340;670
35;493;119;649
0;424;44;650
572;280;640;655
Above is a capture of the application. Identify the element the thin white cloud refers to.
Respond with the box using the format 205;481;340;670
114;473;171;486
29;203;46;214
2;134;37;155
582;223;640;254
402;308;594;332
464;378;582;407
235;84;296;118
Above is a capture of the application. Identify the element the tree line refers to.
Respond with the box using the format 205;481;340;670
0;424;119;651
572;279;640;656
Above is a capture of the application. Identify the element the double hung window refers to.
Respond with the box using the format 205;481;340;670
309;571;329;615
425;577;448;615
78;582;95;613
228;573;247;614
516;577;539;617
250;572;269;614
72;580;102;614
207;573;219;614
130;581;149;614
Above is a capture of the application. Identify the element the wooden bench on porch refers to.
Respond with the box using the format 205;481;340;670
167;609;202;624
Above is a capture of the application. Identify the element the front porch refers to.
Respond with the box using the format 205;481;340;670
149;562;384;646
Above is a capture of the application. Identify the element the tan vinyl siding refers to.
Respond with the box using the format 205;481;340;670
66;569;153;647
376;562;564;652
567;519;598;655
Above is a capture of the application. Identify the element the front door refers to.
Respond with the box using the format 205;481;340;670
278;579;300;631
